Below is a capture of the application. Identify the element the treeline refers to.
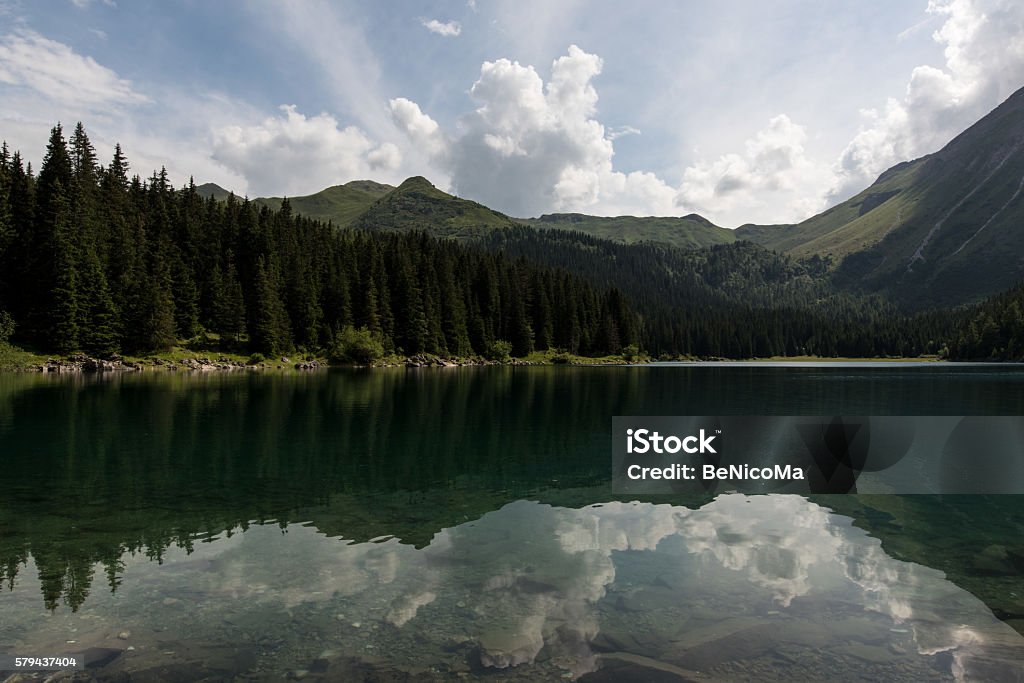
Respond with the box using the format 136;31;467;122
0;124;639;358
482;228;952;358
947;281;1024;360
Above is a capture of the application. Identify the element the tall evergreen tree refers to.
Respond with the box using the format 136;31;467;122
211;256;246;345
47;185;79;354
249;256;290;355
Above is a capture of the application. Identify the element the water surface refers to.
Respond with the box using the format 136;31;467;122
1;366;1023;680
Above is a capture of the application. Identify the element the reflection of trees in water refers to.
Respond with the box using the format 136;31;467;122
0;369;646;611
1;369;1023;623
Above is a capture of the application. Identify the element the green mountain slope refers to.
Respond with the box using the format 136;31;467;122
834;86;1024;308
195;182;236;202
354;176;520;237
255;180;393;226
732;158;927;260
196;180;394;227
736;85;1024;309
523;212;737;249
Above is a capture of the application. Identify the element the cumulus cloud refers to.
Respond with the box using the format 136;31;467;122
391;45;677;218
829;0;1024;201
422;19;461;37
393;1;1024;224
0;29;148;109
388;45;826;224
679;115;830;225
212;104;401;197
389;97;447;159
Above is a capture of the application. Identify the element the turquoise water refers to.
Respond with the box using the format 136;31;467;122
1;366;1023;680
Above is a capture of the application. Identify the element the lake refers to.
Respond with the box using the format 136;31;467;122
1;365;1024;681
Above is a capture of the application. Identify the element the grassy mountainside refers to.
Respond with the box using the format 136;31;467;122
354;176;521;237
832;87;1024;308
197;180;394;227
195;182;236;202
737;85;1024;309
734;158;927;260
255;180;393;226
523;212;737;249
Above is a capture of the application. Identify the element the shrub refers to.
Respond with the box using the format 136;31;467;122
329;326;385;365
247;352;266;365
551;351;572;365
485;339;513;362
621;343;642;362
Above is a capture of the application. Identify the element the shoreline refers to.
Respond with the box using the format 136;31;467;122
0;346;953;374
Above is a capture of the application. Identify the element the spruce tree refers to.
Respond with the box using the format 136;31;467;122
250;256;290;355
211;256;246;345
77;246;120;357
48;185;79;354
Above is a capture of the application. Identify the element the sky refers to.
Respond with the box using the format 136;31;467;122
1;1;1023;227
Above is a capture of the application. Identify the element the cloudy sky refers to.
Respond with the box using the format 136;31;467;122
1;1;1023;226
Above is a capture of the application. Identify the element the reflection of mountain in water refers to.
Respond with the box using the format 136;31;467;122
0;368;1023;644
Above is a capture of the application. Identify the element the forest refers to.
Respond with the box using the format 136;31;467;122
0;122;1006;361
0;124;638;360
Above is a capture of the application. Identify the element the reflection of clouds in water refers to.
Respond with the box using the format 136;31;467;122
676;494;842;607
829;512;1021;680
183;496;1023;678
422;495;1022;677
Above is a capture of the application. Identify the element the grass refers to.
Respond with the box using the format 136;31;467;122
522;214;737;250
0;336;943;373
255;182;389;228
0;344;50;370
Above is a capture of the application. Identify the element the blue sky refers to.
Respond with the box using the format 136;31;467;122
2;1;1023;225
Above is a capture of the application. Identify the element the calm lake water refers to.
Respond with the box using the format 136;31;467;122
2;365;1024;681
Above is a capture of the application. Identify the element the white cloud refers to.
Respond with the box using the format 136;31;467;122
391;45;677;218
389;97;447;159
70;0;115;8
607;125;640;140
388;45;828;224
422;19;461;37
829;0;1024;201
0;29;148;109
679;115;829;226
211;104;402;197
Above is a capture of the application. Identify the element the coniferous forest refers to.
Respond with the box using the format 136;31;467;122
0;124;639;360
0;122;1006;362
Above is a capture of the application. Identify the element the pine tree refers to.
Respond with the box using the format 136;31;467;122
211;256;246;345
28;125;74;344
48;185;79;354
77;246;120;357
250;256;290;355
137;239;177;351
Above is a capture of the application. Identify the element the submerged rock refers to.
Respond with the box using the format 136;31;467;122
973;545;1018;576
477;624;545;668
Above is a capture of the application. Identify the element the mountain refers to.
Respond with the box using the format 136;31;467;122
204;177;735;249
523;212;737;249
738;85;1024;309
353;176;520;237
195;182;236;201
255;180;393;227
196;180;394;227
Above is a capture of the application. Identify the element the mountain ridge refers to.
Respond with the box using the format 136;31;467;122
194;83;1024;309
